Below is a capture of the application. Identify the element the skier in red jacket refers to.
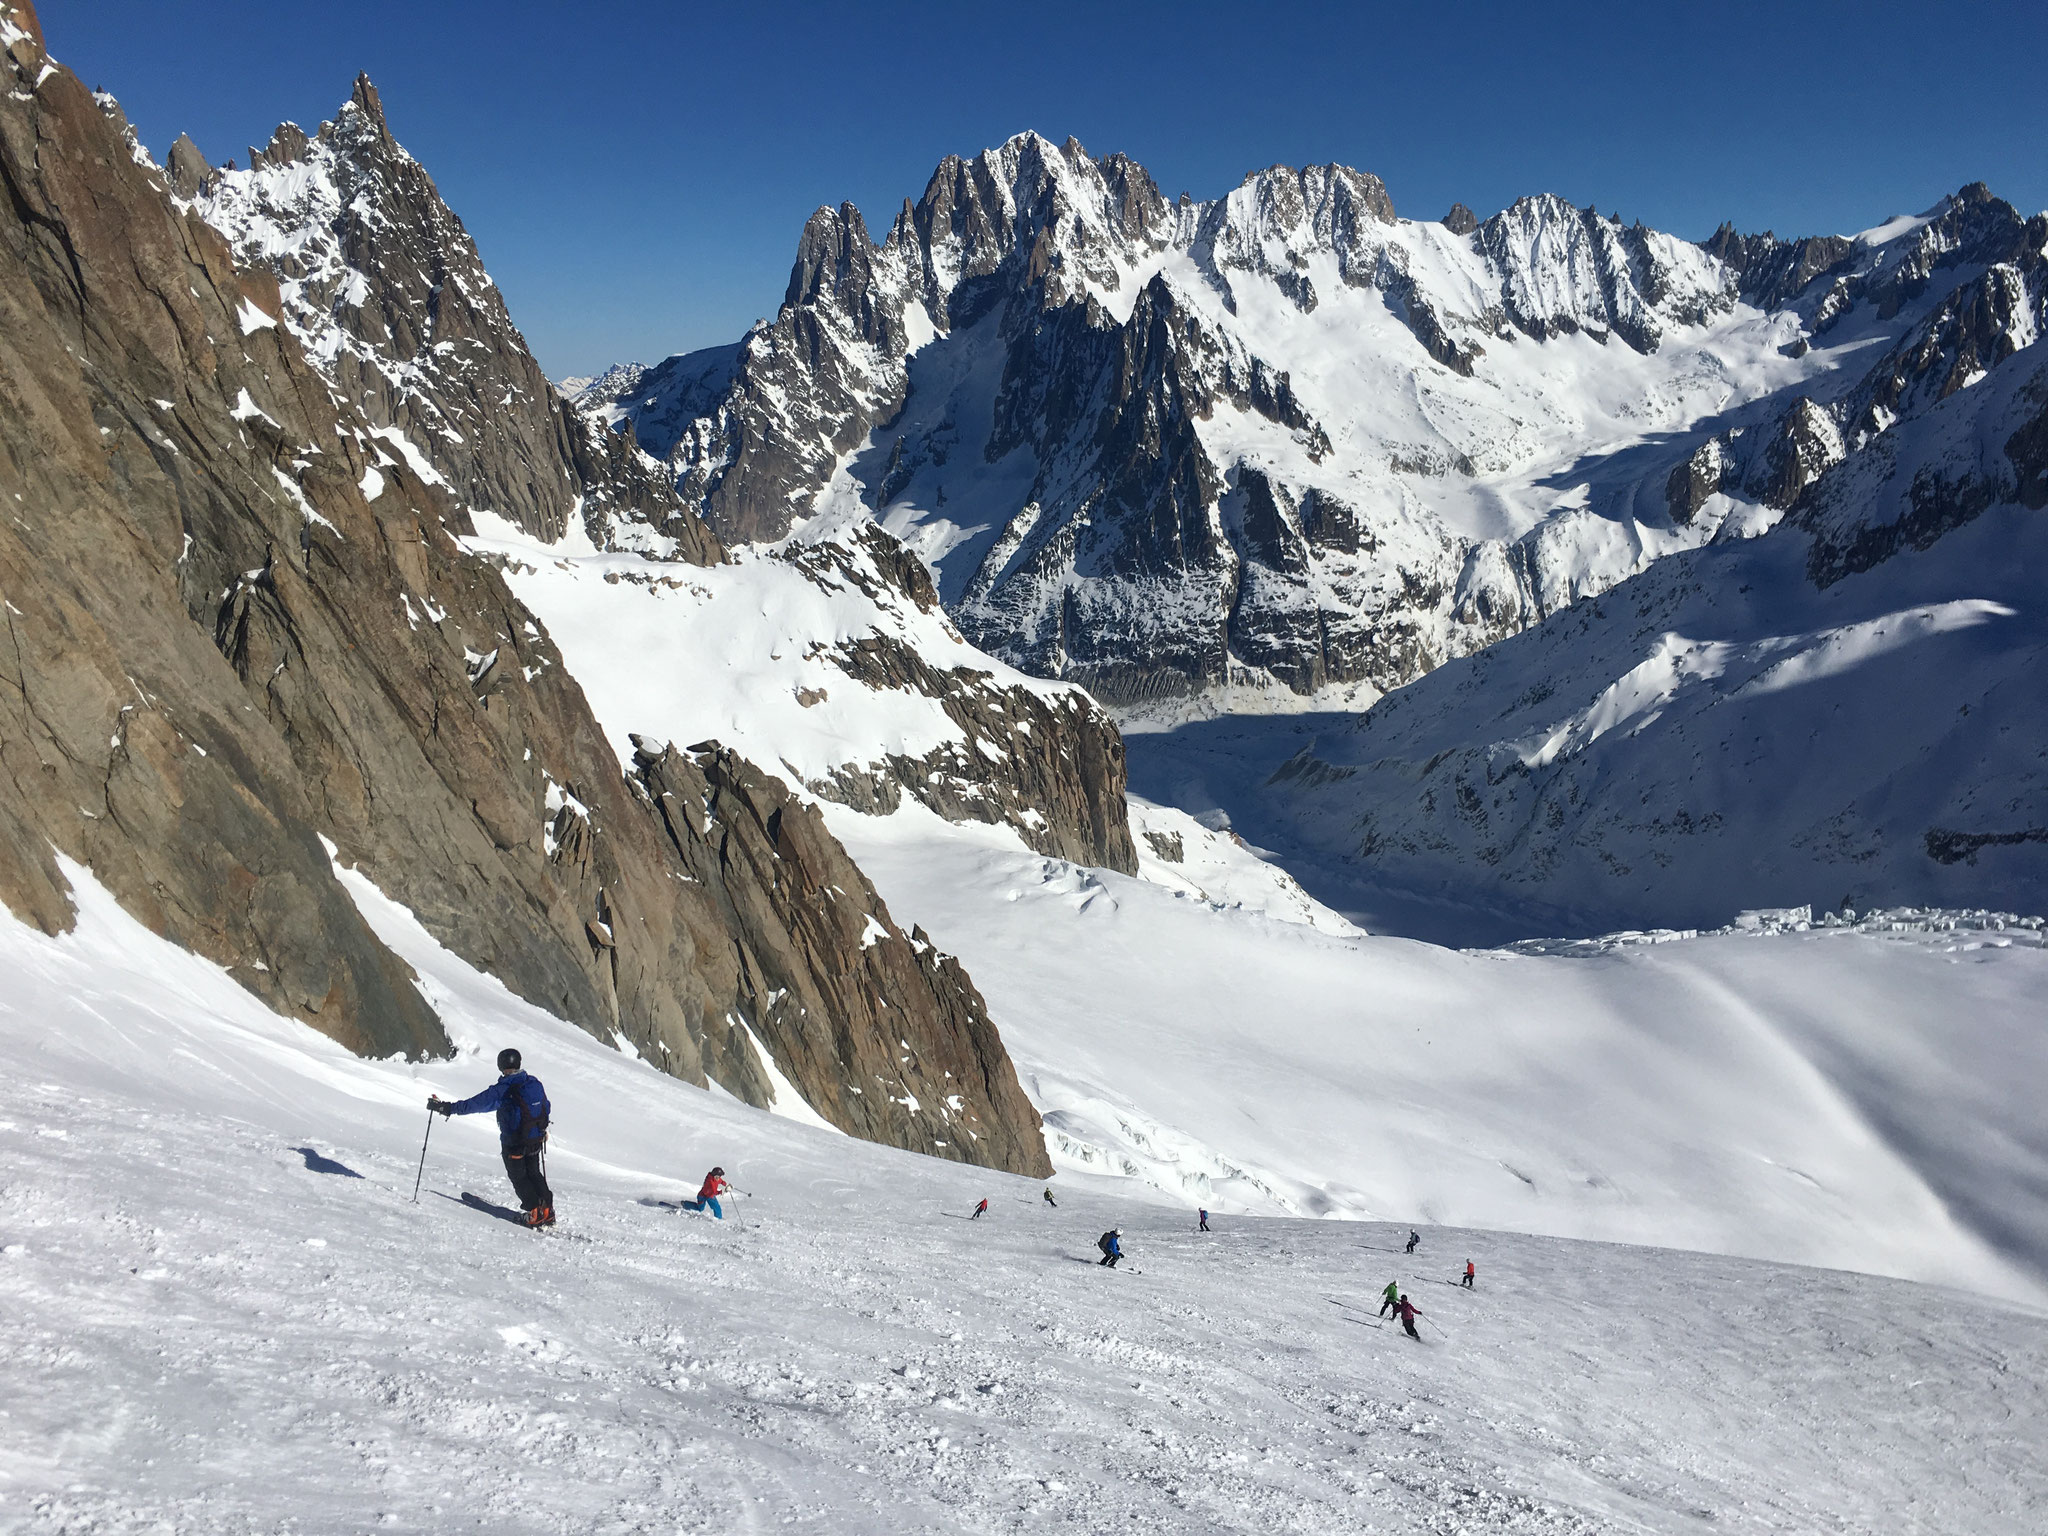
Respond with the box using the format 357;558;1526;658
971;1197;989;1220
1397;1294;1423;1340
1461;1260;1475;1289
680;1167;729;1219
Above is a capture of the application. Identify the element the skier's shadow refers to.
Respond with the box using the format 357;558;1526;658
433;1190;524;1225
294;1146;362;1178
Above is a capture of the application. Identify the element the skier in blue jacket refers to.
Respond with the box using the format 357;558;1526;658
1096;1228;1123;1268
431;1048;554;1227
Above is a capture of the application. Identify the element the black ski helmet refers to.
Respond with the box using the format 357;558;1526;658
710;1166;724;1176
497;1047;522;1072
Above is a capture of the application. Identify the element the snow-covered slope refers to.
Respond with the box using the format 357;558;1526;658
461;502;1136;871
455;486;2048;1298
837;804;2048;1296
596;135;2043;713
1155;311;2048;936
7;861;2045;1533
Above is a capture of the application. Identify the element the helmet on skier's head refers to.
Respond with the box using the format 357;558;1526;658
497;1047;522;1072
710;1167;724;1176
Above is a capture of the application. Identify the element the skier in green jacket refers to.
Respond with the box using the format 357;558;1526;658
1378;1279;1401;1317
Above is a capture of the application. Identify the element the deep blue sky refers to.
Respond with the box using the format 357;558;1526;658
61;0;2047;377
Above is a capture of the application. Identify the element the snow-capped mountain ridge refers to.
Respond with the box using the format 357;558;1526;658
1203;316;2048;937
188;80;1140;890
591;133;2041;711
190;76;718;561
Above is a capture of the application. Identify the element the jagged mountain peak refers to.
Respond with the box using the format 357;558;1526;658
595;134;2046;720
347;69;388;129
1701;182;2039;316
1472;191;1733;352
904;128;1171;311
559;360;648;405
195;76;718;562
165;130;212;197
1222;160;1398;224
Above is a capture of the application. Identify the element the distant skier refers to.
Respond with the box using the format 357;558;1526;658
1461;1260;1475;1289
1097;1229;1124;1268
971;1197;989;1220
1043;1188;1057;1209
1198;1208;1210;1233
430;1048;553;1228
1396;1293;1423;1340
1378;1279;1400;1317
1404;1229;1420;1255
679;1166;729;1218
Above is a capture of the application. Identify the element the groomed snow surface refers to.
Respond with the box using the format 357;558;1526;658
6;856;2047;1532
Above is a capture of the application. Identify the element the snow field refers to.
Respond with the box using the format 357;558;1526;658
4;862;2045;1534
461;506;1077;788
830;803;2048;1301
450;508;2048;1299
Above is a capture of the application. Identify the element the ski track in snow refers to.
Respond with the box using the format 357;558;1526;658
3;863;2046;1533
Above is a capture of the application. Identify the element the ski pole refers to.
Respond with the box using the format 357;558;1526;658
411;1105;435;1203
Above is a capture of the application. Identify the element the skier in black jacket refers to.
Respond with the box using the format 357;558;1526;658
432;1048;554;1227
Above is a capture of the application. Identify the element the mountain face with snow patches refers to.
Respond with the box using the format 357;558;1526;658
1246;304;2048;934
0;12;1056;1175
188;76;720;563
200;82;1138;879
585;135;2042;716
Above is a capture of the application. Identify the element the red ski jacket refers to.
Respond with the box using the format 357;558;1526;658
1397;1299;1419;1323
698;1173;729;1202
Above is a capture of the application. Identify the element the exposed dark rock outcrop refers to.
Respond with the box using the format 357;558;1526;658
639;741;1049;1172
1795;347;2048;588
781;527;1137;872
1700;222;1857;310
0;8;1047;1173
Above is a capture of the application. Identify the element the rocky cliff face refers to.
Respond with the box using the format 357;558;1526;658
0;5;1047;1174
189;77;718;562
639;741;1046;1170
782;526;1135;871
199;86;1135;875
596;134;2042;714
